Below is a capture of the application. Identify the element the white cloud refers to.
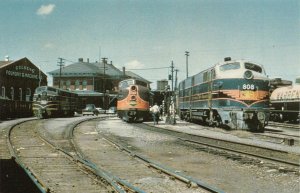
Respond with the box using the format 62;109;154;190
124;60;145;69
36;4;55;16
43;43;54;49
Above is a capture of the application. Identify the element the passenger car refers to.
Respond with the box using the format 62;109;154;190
82;104;99;116
96;107;106;114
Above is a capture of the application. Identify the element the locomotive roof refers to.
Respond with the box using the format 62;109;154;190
179;59;264;85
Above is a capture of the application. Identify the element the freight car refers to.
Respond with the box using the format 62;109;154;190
178;57;270;132
270;84;300;122
32;86;79;118
117;79;151;122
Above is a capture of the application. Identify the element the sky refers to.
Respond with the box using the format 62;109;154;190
0;0;299;88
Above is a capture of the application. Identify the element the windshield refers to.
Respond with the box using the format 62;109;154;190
219;62;240;71
35;86;46;94
244;63;263;73
119;79;135;89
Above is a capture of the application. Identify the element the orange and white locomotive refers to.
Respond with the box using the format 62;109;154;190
117;79;151;122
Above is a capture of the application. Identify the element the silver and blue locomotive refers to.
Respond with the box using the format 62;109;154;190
32;86;79;118
178;57;270;132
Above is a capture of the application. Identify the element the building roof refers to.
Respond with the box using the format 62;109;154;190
0;61;11;68
48;61;124;78
125;71;152;84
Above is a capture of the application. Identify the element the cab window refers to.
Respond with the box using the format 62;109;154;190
245;63;262;73
219;62;240;71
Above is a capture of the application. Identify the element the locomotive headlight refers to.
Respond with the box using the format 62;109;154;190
131;86;136;91
244;70;253;79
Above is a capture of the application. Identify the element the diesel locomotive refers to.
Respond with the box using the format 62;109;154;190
32;86;79;118
178;57;270;132
117;79;151;122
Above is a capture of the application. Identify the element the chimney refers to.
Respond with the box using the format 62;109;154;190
78;58;84;62
87;58;89;63
110;61;113;65
122;67;126;77
5;55;9;61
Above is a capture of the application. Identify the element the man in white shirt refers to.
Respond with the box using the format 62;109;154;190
150;103;160;125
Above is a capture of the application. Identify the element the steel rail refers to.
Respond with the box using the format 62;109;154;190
65;117;146;193
104;136;225;193
268;121;300;130
144;124;300;167
6;119;50;193
178;137;300;167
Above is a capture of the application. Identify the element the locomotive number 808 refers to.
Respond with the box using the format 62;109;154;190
178;57;270;132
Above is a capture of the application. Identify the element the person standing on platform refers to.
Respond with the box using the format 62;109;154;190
150;103;160;125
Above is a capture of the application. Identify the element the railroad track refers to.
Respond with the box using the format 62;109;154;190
253;131;300;146
140;123;300;175
6;119;143;193
268;121;300;130
73;119;224;193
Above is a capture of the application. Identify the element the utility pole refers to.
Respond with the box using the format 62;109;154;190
57;57;65;89
101;58;108;92
185;51;189;78
101;57;108;111
171;61;174;91
175;69;179;91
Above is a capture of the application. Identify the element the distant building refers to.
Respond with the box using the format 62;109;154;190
157;79;169;91
48;58;150;108
0;57;47;118
0;57;47;101
296;77;300;84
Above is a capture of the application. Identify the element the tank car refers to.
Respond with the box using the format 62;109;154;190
117;79;151;122
32;86;78;118
178;57;270;132
270;85;300;122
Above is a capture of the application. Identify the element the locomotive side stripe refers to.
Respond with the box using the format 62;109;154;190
179;98;269;108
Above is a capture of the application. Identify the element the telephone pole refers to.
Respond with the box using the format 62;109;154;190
101;57;108;111
57;57;65;89
101;57;108;92
171;61;174;91
185;51;189;78
175;69;179;91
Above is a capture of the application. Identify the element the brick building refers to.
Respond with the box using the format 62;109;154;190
48;58;150;109
0;57;47;118
0;57;47;101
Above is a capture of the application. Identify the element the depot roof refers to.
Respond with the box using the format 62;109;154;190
48;61;123;77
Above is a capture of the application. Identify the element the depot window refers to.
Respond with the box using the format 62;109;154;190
10;87;14;100
26;88;31;101
19;88;22;101
66;80;71;89
75;80;80;90
82;80;87;90
1;86;5;98
219;62;240;71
